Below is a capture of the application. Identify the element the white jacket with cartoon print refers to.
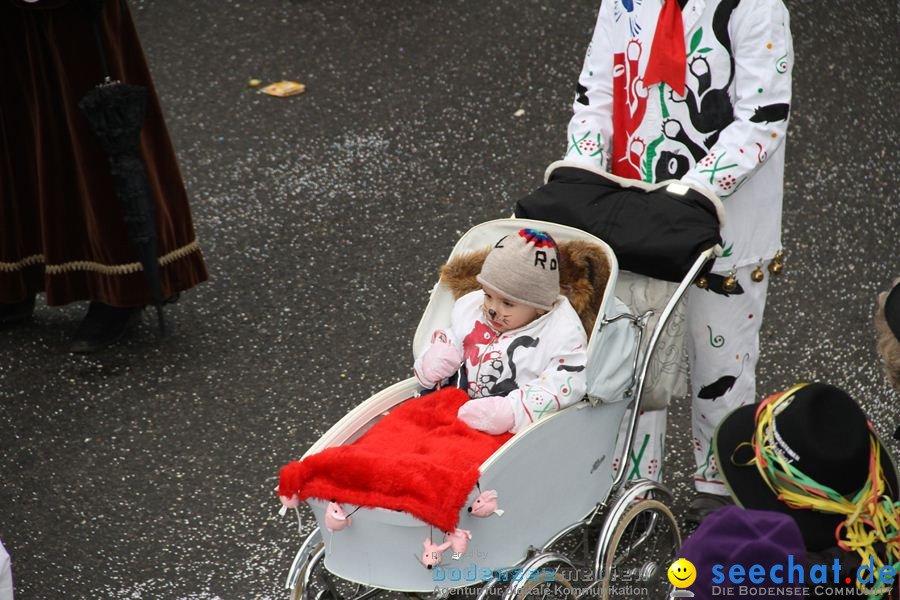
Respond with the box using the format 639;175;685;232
414;290;588;433
566;0;793;271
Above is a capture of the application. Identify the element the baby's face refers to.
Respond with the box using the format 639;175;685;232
481;285;542;332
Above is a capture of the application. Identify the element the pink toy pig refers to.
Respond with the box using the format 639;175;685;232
325;501;353;532
468;490;504;517
421;537;452;570
277;493;303;532
278;494;300;515
445;528;472;559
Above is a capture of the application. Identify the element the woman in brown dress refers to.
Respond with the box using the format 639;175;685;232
0;0;207;352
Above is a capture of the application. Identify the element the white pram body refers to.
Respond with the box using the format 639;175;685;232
283;167;725;600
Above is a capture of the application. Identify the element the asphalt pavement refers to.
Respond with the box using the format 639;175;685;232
1;0;898;598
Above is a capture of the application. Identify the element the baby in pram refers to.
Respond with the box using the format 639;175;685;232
414;228;588;434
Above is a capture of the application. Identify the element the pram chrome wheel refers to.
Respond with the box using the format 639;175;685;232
500;554;575;600
513;570;574;600
599;499;680;600
289;542;325;600
289;542;381;600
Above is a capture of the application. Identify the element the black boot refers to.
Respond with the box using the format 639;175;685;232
0;295;36;329
70;302;143;354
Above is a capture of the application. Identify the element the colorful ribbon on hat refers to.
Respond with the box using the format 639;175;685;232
740;384;900;598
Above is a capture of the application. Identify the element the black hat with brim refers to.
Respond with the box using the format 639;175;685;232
714;383;899;552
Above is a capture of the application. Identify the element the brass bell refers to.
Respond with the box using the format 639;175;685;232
696;276;708;289
751;266;765;282
768;250;785;276
722;272;737;293
769;260;784;275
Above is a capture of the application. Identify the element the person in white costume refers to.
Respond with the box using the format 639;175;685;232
414;229;588;435
565;0;793;522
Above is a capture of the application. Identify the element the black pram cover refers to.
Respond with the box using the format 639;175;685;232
515;166;722;283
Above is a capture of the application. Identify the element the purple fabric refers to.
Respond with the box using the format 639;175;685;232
677;506;806;600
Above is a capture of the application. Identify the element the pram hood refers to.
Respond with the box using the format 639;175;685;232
413;219;619;363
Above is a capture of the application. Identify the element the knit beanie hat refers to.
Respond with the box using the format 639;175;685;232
476;228;560;311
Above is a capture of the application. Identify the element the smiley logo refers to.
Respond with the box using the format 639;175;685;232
667;558;696;588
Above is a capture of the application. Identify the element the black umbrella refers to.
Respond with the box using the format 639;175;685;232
77;0;165;333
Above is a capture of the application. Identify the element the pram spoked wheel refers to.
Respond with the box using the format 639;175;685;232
598;499;680;600
501;553;576;600
288;541;325;600
288;531;380;600
289;541;374;600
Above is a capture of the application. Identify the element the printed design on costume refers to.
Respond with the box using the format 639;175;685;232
697;151;737;184
643;87;669;181
473;350;503;396
487;336;540;397
663;119;707;162
613;0;644;38
699;273;745;296
666;0;741;150
647;435;663;478
557;353;585;390
720;241;733;257
640;1;744;185
696;150;746;196
697;353;750;400
575;82;590;106
651;148;690;181
688;28;714;57
611;40;649;179
628;433;651;479
706;325;725;348
645;85;692;181
696;443;718;480
566;132;604;157
755;142;768;163
463;322;498;396
749;103;790;123
530;385;561;421
776;54;789;74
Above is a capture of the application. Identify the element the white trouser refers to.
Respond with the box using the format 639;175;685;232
611;263;770;493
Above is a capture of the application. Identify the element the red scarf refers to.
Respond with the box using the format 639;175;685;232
642;0;687;95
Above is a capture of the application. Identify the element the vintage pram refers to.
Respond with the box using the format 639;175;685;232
280;161;726;600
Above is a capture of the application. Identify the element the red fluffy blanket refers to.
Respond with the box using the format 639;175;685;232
278;387;512;532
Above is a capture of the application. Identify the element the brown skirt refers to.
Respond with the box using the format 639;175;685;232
0;0;207;307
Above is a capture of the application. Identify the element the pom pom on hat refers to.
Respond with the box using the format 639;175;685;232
476;229;560;311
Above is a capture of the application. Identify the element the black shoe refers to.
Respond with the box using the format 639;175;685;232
0;295;36;329
684;492;734;526
70;302;143;354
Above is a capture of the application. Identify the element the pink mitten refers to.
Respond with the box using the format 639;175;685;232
417;340;463;387
457;396;515;434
